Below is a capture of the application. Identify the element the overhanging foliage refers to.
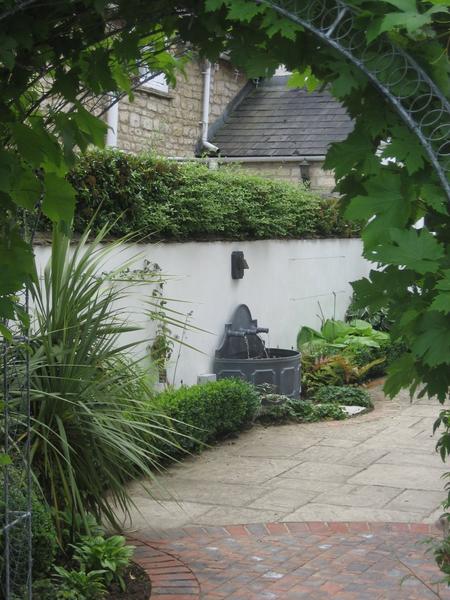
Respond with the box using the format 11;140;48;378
0;0;449;399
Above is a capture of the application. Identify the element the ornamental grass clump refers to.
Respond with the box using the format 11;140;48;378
27;224;185;536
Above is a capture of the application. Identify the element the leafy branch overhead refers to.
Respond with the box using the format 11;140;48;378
0;0;449;402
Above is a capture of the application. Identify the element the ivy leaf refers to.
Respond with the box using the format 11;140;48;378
42;173;76;223
384;353;418;398
287;67;320;91
412;312;450;367
370;228;444;273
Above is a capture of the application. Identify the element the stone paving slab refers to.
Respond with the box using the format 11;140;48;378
130;522;450;600
122;386;448;532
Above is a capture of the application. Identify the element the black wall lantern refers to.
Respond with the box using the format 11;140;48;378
231;251;249;279
299;159;310;184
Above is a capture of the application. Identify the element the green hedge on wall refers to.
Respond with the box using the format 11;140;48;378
67;150;359;241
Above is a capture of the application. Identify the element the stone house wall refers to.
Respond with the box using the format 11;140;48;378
234;161;336;194
116;58;247;157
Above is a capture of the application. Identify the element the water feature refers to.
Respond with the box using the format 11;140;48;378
213;304;301;398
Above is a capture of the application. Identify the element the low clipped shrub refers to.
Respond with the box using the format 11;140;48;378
154;379;260;456
313;385;373;408
64;150;359;241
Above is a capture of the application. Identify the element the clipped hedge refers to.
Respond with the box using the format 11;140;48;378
67;150;359;241
153;379;260;456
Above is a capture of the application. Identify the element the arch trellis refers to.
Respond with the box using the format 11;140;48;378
262;0;450;202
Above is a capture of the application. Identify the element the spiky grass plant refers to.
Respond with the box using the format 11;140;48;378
28;223;183;536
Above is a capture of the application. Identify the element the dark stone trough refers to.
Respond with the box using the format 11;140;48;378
213;304;301;398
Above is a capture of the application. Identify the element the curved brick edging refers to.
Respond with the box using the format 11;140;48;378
128;522;442;599
129;536;200;599
133;521;439;543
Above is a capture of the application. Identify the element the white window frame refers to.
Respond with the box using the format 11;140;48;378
139;68;169;93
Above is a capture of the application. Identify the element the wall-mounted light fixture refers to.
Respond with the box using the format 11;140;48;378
300;159;310;185
231;251;249;279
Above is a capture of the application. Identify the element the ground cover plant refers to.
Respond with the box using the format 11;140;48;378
31;511;147;600
65;150;357;242
312;385;373;409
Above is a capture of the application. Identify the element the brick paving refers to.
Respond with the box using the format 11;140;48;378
123;384;450;598
130;522;450;599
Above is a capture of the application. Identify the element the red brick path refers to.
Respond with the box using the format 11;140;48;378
130;522;450;599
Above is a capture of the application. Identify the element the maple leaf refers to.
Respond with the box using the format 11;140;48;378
413;312;450;367
382;126;426;175
430;270;450;314
384;353;418;398
345;171;411;248
371;228;444;274
287;67;320;92
420;183;448;215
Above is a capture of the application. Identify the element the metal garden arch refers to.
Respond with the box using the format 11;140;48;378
262;0;450;202
1;2;449;599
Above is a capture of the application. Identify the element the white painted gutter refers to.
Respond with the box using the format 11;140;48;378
105;99;119;147
168;155;326;163
201;60;219;153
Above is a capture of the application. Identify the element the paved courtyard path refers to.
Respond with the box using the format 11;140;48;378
122;384;446;533
120;384;450;599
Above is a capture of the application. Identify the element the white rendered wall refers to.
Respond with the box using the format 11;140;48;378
34;239;371;388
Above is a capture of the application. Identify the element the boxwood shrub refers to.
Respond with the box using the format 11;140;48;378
153;379;260;457
66;150;359;241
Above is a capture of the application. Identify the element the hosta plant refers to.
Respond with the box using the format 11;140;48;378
297;319;390;353
53;567;106;600
72;535;133;592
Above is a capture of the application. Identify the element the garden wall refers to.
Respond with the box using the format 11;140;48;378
34;238;370;388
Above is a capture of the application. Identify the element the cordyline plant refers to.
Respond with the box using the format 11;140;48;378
27;223;186;536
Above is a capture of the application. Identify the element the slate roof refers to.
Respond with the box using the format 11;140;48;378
211;75;353;158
